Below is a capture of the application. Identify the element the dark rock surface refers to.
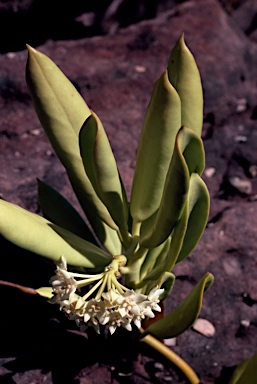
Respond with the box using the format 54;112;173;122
1;0;257;383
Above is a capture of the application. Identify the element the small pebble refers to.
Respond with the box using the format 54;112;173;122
249;165;257;178
164;338;176;347
204;167;216;178
234;135;247;143
235;98;247;113
240;319;250;328
75;12;95;27
134;65;146;73
248;194;257;202
192;318;216;337
163;376;173;382
7;52;16;59
30;129;41;136
229;176;252;195
154;362;164;371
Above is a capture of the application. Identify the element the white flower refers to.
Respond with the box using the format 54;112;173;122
116;290;147;308
139;301;155;318
84;299;107;323
147;286;164;312
67;297;104;334
102;289;120;307
107;310;132;335
50;256;77;303
60;295;84;319
115;290;147;329
49;256;165;335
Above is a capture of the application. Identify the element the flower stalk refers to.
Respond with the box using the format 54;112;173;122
141;332;200;384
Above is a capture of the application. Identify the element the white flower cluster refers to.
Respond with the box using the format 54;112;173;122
50;256;164;334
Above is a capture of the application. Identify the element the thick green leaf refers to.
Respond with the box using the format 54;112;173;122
140;128;189;248
176;173;210;263
130;70;181;227
140;270;175;300
139;211;157;242
168;34;203;136
0;199;111;268
26;45;91;137
142;272;214;339
140;238;171;282
37;179;97;244
78;114;101;197
100;224;123;256
135;239;171;293
36;287;53;298
79;113;128;233
156;271;175;301
26;45;120;251
164;201;188;271
178;126;205;175
229;352;257;384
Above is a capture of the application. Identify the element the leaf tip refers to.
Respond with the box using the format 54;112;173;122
26;44;38;56
179;32;185;44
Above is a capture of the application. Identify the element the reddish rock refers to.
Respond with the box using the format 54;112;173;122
1;0;257;383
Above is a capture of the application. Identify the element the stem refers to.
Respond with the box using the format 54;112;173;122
117;228;132;250
0;280;37;295
95;273;108;300
132;220;141;237
107;273;112;291
113;278;129;293
124;235;139;260
76;275;104;288
141;332;200;384
82;278;103;300
70;272;104;279
124;246;148;288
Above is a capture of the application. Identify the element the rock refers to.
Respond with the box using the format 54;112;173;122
234;135;247;143
1;0;257;205
204;167;216;178
232;0;257;38
229;176;252;195
222;256;242;276
192;318;216;337
240;319;250;328
0;0;182;53
164;338;177;347
1;1;257;383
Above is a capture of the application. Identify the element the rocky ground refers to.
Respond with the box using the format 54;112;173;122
1;0;257;383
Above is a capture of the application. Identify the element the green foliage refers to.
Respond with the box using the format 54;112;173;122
228;352;257;384
37;178;97;244
26;45;121;254
142;272;214;339
0;199;111;268
36;287;53;299
168;34;203;136
0;34;212;339
130;70;181;224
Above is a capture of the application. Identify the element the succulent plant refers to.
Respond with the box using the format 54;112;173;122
228;351;257;384
0;34;213;343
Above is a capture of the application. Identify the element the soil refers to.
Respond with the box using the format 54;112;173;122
1;0;257;383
